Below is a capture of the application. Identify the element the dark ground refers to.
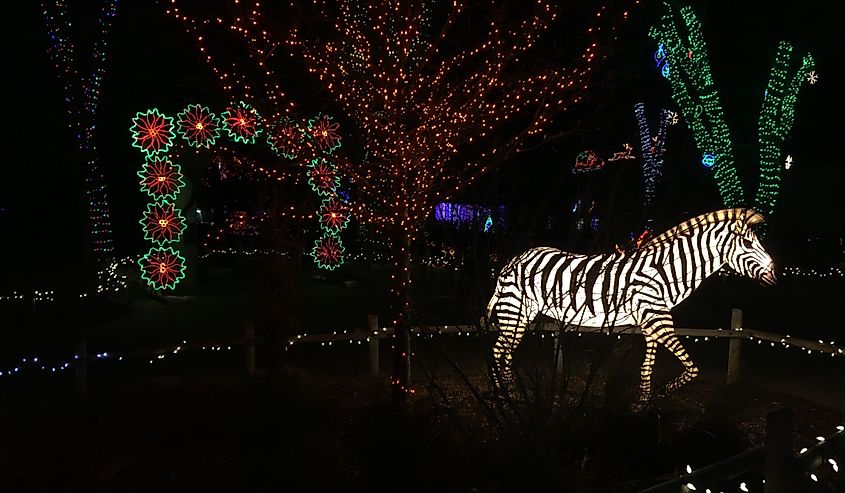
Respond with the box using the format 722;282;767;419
0;345;842;492
1;257;843;492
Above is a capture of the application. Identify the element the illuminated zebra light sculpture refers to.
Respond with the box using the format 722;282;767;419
486;209;776;403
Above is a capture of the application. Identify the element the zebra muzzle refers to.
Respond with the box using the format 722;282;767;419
760;265;777;286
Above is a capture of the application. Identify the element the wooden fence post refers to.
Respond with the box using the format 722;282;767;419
74;339;87;398
368;314;379;376
244;322;255;376
726;308;743;385
765;407;796;493
553;331;564;377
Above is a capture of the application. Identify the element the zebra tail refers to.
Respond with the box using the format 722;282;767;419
486;290;500;319
486;252;524;320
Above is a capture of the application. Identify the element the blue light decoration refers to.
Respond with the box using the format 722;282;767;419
654;43;670;78
702;153;716;168
433;202;505;232
654;43;666;65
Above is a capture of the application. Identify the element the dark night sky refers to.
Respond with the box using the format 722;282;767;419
1;0;843;288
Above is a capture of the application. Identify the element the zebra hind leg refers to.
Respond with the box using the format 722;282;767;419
660;333;699;395
491;322;525;393
635;338;658;409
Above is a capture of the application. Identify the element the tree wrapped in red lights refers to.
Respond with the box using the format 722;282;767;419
167;0;632;399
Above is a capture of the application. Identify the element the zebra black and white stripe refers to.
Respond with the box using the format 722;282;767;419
486;209;776;402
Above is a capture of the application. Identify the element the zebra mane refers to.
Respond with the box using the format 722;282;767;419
641;209;756;250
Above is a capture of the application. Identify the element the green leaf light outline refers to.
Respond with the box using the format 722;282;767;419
138;246;187;291
176;103;221;149
137;156;186;202
130;108;176;157
220;101;263;144
139;201;187;245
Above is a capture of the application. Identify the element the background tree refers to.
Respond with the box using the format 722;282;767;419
42;0;119;273
650;3;814;217
166;0;634;400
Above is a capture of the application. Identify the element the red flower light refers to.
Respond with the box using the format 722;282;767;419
130;108;175;156
318;197;350;235
306;113;342;154
222;101;262;144
141;202;186;244
266;117;303;160
310;235;345;271
138;247;186;291
138;157;186;202
306;158;340;196
177;104;220;148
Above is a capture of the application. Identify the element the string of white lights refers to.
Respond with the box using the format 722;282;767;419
1;257;133;304
674;425;843;492
198;248;290;260
1;319;841;379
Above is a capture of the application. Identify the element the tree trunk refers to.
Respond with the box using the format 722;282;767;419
390;225;413;402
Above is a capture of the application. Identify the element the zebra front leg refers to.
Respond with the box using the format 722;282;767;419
635;308;677;405
660;332;699;394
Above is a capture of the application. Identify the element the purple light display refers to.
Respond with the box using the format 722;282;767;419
433;202;505;231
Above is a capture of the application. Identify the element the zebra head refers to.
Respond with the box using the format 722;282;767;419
724;209;777;285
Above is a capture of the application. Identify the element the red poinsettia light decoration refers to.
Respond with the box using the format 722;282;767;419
306;113;342;154
221;101;262;144
310;235;345;271
138;247;187;291
130;108;175;156
176;104;221;148
140;202;187;244
318;197;350;235
306;158;340;197
266;117;304;160
138;157;186;202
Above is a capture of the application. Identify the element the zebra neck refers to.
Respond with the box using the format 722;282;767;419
648;234;727;306
691;237;728;285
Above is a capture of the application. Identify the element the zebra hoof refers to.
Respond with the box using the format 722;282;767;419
631;395;652;413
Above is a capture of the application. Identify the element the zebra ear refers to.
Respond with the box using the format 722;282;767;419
744;209;766;227
733;209;766;235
